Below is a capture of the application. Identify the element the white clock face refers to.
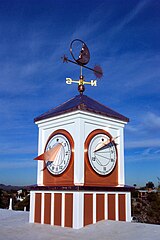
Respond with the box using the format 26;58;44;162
45;134;71;175
88;133;117;175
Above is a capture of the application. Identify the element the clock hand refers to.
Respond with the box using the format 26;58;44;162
94;136;119;153
94;141;114;152
34;143;62;161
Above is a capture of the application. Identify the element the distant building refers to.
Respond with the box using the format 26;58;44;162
138;189;157;200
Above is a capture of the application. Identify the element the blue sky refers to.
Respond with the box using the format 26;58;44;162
0;0;160;187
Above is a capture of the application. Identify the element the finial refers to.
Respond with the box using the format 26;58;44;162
78;84;85;94
78;75;85;94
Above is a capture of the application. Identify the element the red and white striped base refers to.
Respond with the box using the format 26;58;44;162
29;187;131;229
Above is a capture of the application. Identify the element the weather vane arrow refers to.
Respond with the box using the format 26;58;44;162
62;54;103;78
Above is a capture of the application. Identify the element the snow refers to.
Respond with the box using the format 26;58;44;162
0;209;160;240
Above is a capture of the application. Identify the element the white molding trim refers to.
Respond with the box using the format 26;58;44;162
29;192;35;223
37;128;44;186
126;192;131;222
41;192;44;224
35;110;128;127
93;193;96;223
61;193;65;227
115;193;119;221
73;192;84;229
104;193;108;220
74;118;85;185
50;193;54;226
118;127;125;185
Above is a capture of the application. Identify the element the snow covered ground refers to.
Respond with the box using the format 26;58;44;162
0;209;160;240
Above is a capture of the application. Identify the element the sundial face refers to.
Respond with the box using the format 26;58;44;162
88;133;117;175
45;133;71;175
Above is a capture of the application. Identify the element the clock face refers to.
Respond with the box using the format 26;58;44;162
88;133;117;175
45;134;71;175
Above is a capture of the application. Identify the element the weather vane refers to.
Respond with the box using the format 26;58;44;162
62;39;103;94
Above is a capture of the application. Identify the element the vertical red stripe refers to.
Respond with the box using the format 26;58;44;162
108;194;115;220
96;194;104;221
118;194;126;221
84;194;93;226
54;193;62;226
34;193;41;223
64;193;73;227
44;193;51;224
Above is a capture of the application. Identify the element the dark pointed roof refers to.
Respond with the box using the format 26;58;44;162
34;94;129;123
